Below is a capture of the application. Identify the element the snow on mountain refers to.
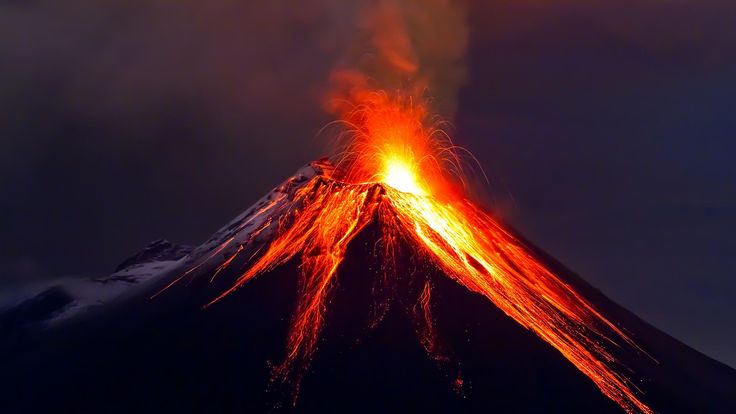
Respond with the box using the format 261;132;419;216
0;160;332;333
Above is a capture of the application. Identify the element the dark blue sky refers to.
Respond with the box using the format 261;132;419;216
1;1;734;367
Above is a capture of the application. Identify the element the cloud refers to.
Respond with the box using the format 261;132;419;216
328;0;469;116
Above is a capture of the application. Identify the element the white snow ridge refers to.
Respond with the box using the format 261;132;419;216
0;160;331;332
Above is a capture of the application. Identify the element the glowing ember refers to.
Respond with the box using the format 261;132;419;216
382;156;425;195
160;92;652;414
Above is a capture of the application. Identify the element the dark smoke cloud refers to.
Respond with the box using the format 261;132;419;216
340;0;468;116
330;0;468;116
1;1;335;156
0;1;469;180
0;0;348;284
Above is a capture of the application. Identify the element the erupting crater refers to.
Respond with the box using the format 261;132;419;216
155;92;654;414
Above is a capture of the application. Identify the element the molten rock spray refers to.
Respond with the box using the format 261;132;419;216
156;1;653;412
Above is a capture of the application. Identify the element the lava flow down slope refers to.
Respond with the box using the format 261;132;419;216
150;92;733;414
2;94;736;414
160;93;654;412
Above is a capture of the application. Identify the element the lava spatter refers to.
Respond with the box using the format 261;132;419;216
162;92;652;414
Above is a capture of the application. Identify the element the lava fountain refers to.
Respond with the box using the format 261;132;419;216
156;91;652;413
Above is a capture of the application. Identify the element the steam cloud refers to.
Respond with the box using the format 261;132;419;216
328;0;469;117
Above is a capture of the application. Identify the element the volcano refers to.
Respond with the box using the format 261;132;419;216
1;159;735;414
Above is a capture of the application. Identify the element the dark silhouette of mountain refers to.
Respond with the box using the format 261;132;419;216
1;162;734;413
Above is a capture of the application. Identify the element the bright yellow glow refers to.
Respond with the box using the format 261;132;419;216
381;156;425;195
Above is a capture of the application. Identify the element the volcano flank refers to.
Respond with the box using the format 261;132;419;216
1;161;735;414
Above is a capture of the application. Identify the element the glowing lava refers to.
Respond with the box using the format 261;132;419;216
161;92;652;414
381;156;425;195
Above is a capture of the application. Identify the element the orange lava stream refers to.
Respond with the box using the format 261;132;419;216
205;179;383;398
185;92;651;413
413;280;447;363
384;187;652;414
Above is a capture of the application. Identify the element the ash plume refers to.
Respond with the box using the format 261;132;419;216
326;0;469;117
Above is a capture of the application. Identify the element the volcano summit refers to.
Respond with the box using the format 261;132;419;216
2;157;735;414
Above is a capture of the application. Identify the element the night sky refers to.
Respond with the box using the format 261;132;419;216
2;1;735;368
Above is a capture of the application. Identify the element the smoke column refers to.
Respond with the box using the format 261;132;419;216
326;0;469;118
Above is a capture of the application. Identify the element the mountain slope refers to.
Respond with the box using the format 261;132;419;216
1;161;734;413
